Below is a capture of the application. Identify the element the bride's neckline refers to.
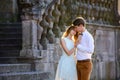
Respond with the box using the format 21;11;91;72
65;37;73;41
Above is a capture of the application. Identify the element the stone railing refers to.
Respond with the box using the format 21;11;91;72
19;0;118;50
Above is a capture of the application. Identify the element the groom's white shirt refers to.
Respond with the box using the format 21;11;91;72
76;30;94;60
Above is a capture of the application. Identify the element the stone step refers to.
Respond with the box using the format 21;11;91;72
0;23;22;57
0;39;22;45
0;32;21;35
0;28;22;33
0;38;21;40
0;23;21;27
0;44;21;50
0;26;21;29
0;64;31;73
0;35;22;40
0;71;50;80
0;50;20;57
0;57;18;63
0;23;22;33
0;57;34;64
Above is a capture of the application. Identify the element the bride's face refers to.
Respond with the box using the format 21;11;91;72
70;29;76;36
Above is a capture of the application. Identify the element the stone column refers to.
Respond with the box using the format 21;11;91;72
118;0;120;24
20;20;42;58
118;0;120;15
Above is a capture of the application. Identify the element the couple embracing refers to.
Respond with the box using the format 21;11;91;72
55;17;95;80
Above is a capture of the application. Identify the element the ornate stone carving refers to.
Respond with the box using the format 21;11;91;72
20;0;48;58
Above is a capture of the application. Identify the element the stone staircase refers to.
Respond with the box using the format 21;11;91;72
0;23;22;64
0;63;50;80
0;23;53;80
0;23;22;57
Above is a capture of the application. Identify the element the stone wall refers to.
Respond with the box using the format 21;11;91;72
36;23;120;80
87;24;117;80
116;29;120;79
18;0;120;80
19;0;118;50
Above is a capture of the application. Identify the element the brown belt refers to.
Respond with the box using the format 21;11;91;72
77;59;91;62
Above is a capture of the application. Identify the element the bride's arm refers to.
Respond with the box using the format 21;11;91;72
60;38;75;56
74;35;81;47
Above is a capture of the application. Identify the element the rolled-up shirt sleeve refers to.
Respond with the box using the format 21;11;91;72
77;34;94;54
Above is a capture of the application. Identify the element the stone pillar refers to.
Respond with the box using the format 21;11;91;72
118;0;120;24
20;20;41;58
118;0;120;15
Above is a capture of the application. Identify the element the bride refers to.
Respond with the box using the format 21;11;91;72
55;25;79;80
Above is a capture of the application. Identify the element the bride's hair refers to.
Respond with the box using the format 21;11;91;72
62;25;78;42
62;25;75;37
73;32;79;42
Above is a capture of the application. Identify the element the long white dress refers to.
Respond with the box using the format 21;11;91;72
55;37;77;80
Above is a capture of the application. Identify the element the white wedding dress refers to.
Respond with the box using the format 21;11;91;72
55;37;77;80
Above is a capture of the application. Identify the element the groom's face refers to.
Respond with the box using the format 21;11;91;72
76;24;83;32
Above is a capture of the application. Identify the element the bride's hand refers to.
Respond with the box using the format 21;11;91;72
74;43;77;48
74;40;79;48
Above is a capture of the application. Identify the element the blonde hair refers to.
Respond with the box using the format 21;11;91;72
62;25;75;37
62;25;78;42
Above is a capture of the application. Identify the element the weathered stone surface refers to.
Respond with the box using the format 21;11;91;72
0;0;120;80
0;63;51;80
90;25;116;80
20;20;41;58
0;71;50;80
0;64;31;73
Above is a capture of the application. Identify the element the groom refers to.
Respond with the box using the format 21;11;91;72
73;17;94;80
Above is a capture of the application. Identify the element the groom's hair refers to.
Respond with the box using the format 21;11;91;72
73;17;86;27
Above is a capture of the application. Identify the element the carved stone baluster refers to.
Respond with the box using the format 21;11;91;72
83;1;85;19
53;23;61;38
52;3;61;23
40;13;49;49
46;8;55;43
98;2;103;24
78;0;84;15
91;1;95;23
109;1;114;25
63;0;72;24
58;0;67;31
105;1;110;24
104;1;108;24
86;0;92;22
82;0;86;19
95;1;100;23
102;1;106;24
52;3;61;37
